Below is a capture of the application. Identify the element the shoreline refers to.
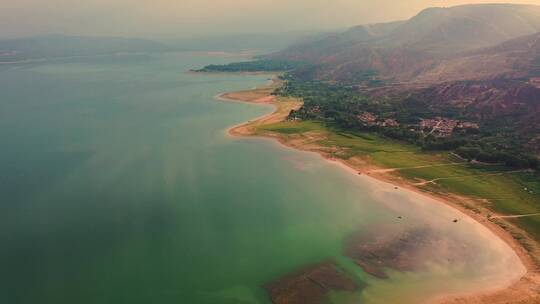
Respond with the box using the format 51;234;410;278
216;78;540;304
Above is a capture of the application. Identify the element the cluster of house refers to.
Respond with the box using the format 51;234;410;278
420;117;479;137
356;112;479;138
356;112;399;127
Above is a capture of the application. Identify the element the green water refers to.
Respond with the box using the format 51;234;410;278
0;53;524;304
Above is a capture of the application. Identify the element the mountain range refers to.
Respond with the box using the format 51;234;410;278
269;4;540;82
263;4;540;158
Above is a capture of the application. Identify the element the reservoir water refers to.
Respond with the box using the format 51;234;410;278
0;52;524;304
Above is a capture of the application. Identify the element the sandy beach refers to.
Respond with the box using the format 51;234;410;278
218;78;540;304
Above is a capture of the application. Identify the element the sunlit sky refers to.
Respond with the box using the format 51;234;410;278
2;0;540;39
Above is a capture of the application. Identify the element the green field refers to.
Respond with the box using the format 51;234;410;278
259;120;540;242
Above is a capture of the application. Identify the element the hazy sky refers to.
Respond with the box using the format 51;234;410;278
2;0;540;39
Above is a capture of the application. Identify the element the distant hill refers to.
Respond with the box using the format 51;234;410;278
276;21;405;62
173;31;330;53
268;4;540;83
0;35;173;62
414;31;540;83
379;4;540;52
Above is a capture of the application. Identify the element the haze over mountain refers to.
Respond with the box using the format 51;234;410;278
0;35;171;62
270;4;540;83
414;31;540;83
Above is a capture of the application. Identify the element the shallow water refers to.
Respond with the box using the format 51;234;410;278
0;52;524;304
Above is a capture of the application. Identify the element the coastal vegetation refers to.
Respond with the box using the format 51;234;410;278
277;75;539;170
195;59;302;72
257;116;540;244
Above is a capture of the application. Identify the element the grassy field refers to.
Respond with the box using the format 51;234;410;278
258;120;540;242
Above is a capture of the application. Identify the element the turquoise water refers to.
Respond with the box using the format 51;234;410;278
0;53;523;304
